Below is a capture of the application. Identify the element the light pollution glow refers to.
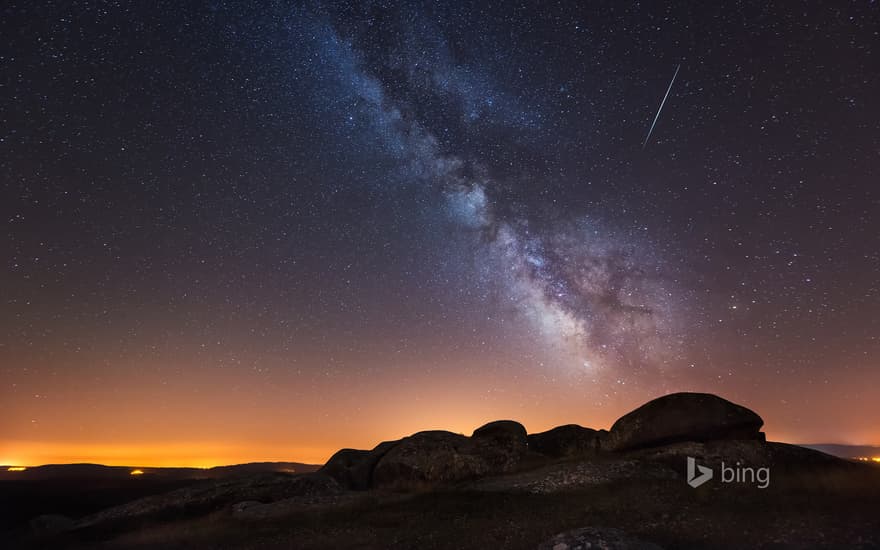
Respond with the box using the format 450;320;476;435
3;349;880;468
3;373;879;468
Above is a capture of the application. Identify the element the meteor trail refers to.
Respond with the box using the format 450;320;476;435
642;64;681;149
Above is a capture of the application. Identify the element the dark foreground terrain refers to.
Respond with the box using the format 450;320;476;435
0;462;317;536
6;394;880;549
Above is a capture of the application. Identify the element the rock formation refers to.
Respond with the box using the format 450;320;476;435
528;424;602;458
320;394;771;489
602;392;765;452
322;421;531;490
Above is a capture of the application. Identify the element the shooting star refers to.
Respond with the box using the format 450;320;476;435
642;64;681;149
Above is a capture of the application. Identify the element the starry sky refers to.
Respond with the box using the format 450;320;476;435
2;1;879;466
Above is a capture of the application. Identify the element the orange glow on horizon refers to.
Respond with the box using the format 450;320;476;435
0;440;338;468
3;434;879;468
130;469;144;475
2;364;878;468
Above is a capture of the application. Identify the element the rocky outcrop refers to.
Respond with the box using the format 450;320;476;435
372;422;530;489
325;421;532;490
528;424;602;458
320;394;769;489
371;431;483;489
538;526;663;549
603;392;764;452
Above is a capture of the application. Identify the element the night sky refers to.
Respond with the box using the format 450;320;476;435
2;2;879;466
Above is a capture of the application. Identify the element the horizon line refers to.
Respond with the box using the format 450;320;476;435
5;442;880;469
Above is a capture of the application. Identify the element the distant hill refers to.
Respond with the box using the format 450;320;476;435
800;444;880;461
0;461;319;481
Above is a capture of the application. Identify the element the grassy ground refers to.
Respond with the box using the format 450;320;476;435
0;478;202;534
70;470;880;549
8;456;879;549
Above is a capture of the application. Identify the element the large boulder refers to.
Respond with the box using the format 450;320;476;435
319;448;370;489
372;431;486;489
347;440;400;490
320;440;400;490
371;423;531;490
472;420;528;443
528;424;601;458
604;392;764;452
472;420;529;470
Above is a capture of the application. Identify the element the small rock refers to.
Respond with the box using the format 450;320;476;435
538;526;663;550
231;500;262;513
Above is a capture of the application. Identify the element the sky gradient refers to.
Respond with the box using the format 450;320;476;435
2;1;879;467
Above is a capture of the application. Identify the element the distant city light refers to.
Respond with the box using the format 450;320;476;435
7;467;26;472
130;469;144;475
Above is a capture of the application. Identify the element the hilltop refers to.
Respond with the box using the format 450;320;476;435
6;393;880;549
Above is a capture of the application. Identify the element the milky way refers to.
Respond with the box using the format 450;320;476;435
305;16;686;376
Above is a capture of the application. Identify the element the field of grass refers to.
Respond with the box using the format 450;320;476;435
39;467;880;549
